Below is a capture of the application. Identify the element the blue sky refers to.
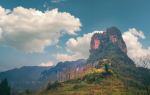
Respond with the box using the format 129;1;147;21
0;0;150;71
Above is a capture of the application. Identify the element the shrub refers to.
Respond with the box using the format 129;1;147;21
72;84;84;89
46;81;62;90
83;73;103;84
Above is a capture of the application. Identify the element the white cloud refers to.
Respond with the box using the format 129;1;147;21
56;31;103;62
56;54;77;62
39;61;54;67
122;28;150;68
0;28;2;39
0;6;81;53
122;28;150;59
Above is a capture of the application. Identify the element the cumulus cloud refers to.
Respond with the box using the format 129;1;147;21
0;6;81;53
122;28;150;59
56;31;103;62
122;28;150;68
39;61;54;67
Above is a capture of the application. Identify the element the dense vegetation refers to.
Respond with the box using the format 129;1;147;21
0;79;11;95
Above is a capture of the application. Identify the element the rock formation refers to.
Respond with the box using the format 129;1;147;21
88;27;132;64
90;27;127;53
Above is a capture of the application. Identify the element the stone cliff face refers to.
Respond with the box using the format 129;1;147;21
90;27;127;54
88;27;131;64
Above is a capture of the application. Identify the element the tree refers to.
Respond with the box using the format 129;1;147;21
104;64;109;73
46;81;62;90
100;59;111;73
0;79;11;95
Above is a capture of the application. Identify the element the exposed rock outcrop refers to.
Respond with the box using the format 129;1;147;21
88;27;132;64
90;27;127;53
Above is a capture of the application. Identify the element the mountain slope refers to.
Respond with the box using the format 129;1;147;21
0;66;51;91
0;59;86;92
37;27;150;95
41;59;87;81
38;62;150;95
38;66;150;95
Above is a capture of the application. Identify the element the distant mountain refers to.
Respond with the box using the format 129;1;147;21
41;59;87;81
0;66;51;91
0;59;87;91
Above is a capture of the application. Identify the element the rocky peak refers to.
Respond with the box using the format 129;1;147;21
90;27;127;53
88;27;128;63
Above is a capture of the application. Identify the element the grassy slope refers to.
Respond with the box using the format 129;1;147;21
37;69;148;95
41;79;126;95
34;54;150;95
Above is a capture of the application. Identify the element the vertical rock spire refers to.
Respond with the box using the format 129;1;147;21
88;27;128;63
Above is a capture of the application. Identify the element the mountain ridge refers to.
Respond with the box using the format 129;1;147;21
0;66;51;91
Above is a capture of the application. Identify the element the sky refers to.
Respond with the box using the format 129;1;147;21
0;0;150;71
